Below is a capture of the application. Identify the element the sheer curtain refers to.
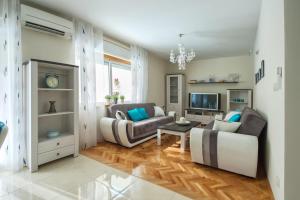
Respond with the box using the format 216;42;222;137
131;45;149;103
0;0;26;171
74;19;104;149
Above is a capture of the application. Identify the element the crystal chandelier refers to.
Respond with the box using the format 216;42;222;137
169;34;196;70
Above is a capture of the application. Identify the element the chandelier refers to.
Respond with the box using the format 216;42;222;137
169;33;196;70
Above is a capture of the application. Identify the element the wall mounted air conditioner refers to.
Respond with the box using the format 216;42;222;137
21;4;73;39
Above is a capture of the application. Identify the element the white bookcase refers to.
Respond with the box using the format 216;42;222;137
166;74;185;118
24;59;79;172
226;89;253;112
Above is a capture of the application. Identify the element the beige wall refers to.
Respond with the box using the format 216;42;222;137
147;52;168;106
22;28;75;64
167;55;254;111
284;0;300;199
253;0;285;199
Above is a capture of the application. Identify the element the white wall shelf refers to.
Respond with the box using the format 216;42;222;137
39;132;73;143
38;88;74;91
24;59;79;172
38;111;74;118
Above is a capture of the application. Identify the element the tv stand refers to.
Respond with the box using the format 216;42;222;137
184;109;224;125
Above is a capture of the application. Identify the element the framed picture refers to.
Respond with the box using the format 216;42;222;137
261;60;265;78
259;68;262;79
255;73;259;84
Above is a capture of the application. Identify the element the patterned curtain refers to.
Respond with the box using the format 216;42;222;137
74;20;103;149
0;0;26;171
131;45;149;103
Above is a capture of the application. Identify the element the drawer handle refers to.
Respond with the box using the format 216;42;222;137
57;152;60;156
57;142;60;146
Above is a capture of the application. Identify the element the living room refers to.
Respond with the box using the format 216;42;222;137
0;0;299;200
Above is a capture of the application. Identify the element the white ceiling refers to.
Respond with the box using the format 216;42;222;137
24;0;261;60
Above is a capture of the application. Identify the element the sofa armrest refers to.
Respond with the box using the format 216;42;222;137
0;125;8;149
168;111;176;120
190;127;258;177
100;117;133;144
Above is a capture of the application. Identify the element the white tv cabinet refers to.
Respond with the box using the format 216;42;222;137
24;59;79;172
185;109;224;125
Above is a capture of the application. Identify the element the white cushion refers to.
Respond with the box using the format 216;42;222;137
212;120;241;132
115;110;127;120
224;111;241;121
154;106;165;117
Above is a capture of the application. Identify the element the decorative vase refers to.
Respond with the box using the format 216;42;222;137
114;99;118;104
48;101;57;113
105;99;111;105
120;99;124;104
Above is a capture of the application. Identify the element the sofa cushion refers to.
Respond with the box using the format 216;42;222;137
133;116;174;138
137;108;149;120
108;103;156;119
128;108;144;122
237;107;267;137
212;120;241;132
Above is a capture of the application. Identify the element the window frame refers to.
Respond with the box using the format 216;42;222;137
98;54;131;102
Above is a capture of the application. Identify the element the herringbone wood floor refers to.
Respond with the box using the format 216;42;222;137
81;135;274;200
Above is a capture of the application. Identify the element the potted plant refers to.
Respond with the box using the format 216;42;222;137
120;95;125;103
104;95;111;105
112;93;119;104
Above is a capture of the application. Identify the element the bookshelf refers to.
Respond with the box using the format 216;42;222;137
24;59;79;172
226;89;253;112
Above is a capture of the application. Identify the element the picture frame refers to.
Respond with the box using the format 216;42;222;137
255;73;259;84
261;60;265;78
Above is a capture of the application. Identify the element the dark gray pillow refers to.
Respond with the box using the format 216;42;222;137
237;107;266;137
204;120;215;129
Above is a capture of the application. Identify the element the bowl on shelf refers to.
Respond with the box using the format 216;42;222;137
47;130;60;138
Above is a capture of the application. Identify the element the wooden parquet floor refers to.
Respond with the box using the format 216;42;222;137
81;135;274;200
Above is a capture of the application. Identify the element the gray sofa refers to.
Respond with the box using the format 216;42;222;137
100;103;175;148
190;107;267;177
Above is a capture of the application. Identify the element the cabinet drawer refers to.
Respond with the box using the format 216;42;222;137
38;135;74;154
38;145;74;165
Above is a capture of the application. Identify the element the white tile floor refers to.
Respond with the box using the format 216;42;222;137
0;155;191;200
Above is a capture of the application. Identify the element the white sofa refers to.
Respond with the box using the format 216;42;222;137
190;128;258;177
100;103;175;148
190;107;266;178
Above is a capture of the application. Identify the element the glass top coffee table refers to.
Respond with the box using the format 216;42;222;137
157;121;201;152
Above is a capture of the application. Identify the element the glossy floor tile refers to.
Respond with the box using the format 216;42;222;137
0;155;191;200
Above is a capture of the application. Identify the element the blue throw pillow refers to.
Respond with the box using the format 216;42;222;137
127;108;144;122
228;114;241;123
137;108;149;120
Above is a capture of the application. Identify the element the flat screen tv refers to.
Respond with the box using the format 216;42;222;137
189;93;221;111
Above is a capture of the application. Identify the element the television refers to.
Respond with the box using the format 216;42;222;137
189;93;221;111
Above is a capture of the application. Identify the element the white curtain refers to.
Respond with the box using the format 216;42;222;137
74;20;103;149
131;45;148;103
0;0;26;171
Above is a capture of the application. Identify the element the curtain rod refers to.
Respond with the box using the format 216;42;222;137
103;36;130;50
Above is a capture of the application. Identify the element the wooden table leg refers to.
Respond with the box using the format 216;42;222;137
180;133;186;152
157;129;161;145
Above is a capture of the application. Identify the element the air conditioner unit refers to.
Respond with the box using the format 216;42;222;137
21;4;73;39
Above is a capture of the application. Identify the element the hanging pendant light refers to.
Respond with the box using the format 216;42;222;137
169;34;196;70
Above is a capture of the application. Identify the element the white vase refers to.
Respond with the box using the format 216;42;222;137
105;99;111;105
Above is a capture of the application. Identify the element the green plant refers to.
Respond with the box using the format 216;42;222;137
112;95;119;100
104;95;111;100
120;95;125;100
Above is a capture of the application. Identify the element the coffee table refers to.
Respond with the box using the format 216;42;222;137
157;121;201;152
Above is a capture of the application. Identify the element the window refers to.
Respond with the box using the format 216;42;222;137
96;56;132;102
